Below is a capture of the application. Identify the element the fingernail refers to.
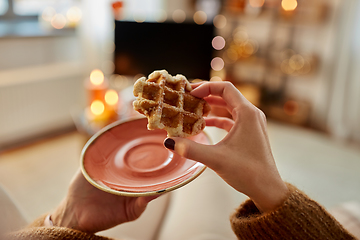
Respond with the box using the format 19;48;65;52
164;138;175;150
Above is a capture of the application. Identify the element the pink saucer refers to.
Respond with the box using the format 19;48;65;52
81;118;210;196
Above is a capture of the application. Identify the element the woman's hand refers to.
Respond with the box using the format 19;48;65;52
51;170;157;233
164;81;289;213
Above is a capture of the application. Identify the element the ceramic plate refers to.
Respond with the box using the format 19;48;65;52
81;117;210;196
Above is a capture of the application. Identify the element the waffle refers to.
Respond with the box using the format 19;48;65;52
133;70;211;137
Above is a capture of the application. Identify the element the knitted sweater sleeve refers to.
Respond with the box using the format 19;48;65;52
230;183;356;240
6;214;114;240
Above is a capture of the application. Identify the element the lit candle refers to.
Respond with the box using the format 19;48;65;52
84;69;109;123
85;69;108;105
104;89;119;121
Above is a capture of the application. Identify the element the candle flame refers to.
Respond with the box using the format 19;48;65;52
281;0;297;11
90;69;104;86
90;100;105;115
105;89;119;105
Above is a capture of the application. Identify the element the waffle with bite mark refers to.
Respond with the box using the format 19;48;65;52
133;70;211;137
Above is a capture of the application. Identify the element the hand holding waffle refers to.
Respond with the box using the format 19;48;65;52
163;81;289;213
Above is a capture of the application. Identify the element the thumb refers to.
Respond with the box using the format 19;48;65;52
163;137;217;168
132;195;159;220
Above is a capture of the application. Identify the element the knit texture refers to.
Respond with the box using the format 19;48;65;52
5;184;357;240
5;214;113;240
230;183;356;240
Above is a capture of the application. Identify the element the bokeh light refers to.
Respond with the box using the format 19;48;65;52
281;0;298;11
233;30;248;44
226;48;238;62
105;90;119;106
284;100;299;116
133;12;146;23
156;10;167;23
91;100;105;116
42;7;56;22
66;6;82;23
212;36;226;50
213;15;227;29
210;76;223;82
249;0;265;8
289;54;305;70
90;69;104;86
51;14;66;29
172;9;186;23
211;57;225;71
193;11;207;25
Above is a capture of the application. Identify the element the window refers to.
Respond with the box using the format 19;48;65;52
0;0;80;37
0;0;9;15
13;0;78;16
122;0;164;22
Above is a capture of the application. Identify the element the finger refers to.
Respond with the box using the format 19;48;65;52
164;137;219;169
191;82;248;111
132;195;161;220
190;81;207;89
205;117;234;132
204;96;228;108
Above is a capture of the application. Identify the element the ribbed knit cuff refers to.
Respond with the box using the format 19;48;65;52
6;226;114;240
230;183;356;240
6;214;114;240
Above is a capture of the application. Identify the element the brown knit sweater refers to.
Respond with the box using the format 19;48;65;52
6;184;356;240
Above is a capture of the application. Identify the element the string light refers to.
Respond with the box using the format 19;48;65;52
193;11;207;25
281;0;298;11
211;57;225;71
213;15;227;29
172;9;186;23
212;36;226;50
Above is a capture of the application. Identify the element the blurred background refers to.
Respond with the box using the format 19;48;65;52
0;0;360;238
0;0;359;148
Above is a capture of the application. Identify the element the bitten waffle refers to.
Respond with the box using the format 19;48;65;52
133;70;211;137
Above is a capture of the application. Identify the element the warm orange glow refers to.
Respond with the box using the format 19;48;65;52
226;48;238;62
91;100;105;116
105;89;119;105
90;69;104;86
213;15;227;29
249;0;265;8
281;60;294;74
193;11;207;25
281;0;297;11
289;54;305;70
51;14;66;29
233;30;248;44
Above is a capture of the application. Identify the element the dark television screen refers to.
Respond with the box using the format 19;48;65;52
114;21;214;80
